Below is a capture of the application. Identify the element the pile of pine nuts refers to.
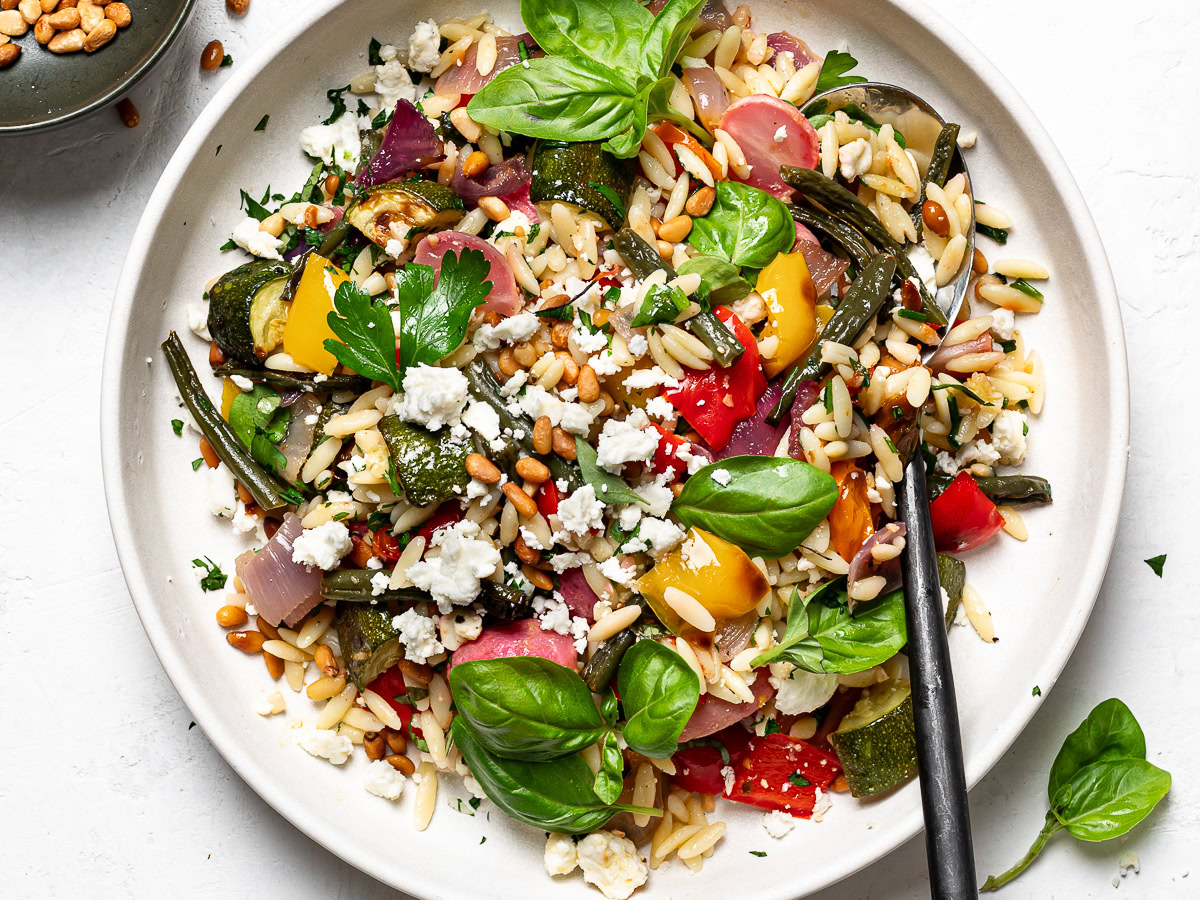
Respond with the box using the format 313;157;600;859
0;0;131;67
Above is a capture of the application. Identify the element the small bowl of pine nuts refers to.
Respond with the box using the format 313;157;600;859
0;0;195;132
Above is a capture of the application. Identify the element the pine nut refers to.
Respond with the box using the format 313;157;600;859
226;630;266;653
0;9;24;35
47;25;83;50
514;534;541;564
32;14;52;42
657;215;693;242
522;564;554;591
577;364;600;403
82;17;114;49
685;186;715;217
514;457;550;483
555;351;579;385
313;643;338;675
921;200;949;237
385;754;416;776
364;732;386;761
0;38;18;62
263;650;284;679
477;196;510;222
532;415;553;454
465;452;501;484
461;149;490;178
550;320;573;348
551;427;576;459
259;212;285;237
76;0;100;30
592;308;611;327
17;0;36;23
226;0;249;14
39;0;56;12
105;1;129;26
497;347;520;376
46;6;79;28
502;483;537;519
216;605;247;628
200;39;224;70
384;728;407;754
656;239;674;260
972;247;988;275
116;96;139;127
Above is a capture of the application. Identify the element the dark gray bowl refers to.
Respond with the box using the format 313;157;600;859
0;0;195;133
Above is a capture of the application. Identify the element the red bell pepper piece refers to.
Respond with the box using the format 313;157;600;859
371;528;402;564
723;732;842;818
366;666;415;732
417;503;464;543
647;423;690;482
663;306;766;451
536;480;560;517
671;725;755;794
929;471;1005;552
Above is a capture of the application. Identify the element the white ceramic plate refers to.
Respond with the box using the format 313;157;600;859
101;0;1128;896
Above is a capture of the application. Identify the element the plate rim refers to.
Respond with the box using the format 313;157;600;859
0;0;197;135
100;0;1130;895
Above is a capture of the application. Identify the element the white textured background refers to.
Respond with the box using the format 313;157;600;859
1;0;1197;897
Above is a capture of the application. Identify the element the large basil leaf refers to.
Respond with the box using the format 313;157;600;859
617;640;699;759
750;578;907;674
452;718;644;834
228;384;289;473
640;0;706;78
1047;698;1146;801
671;456;836;559
575;436;646;507
677;256;753;306
448;657;607;761
520;0;651;76
592;731;625;805
688;182;795;268
468;56;643;145
1052;758;1171;841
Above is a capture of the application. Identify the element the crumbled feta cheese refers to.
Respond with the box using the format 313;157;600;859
405;19;441;73
299;114;361;170
549;551;592;573
450;610;483;643
991;410;1027;464
588;349;621;376
473;312;541;351
775;670;839;715
363;758;407;800
391;608;445;664
763;809;796;838
500;369;529;397
544;833;579;877
573;324;609;354
406;520;501;613
254;689;285;716
627;333;649;357
519;525;545;551
731;291;767;325
205;463;236;518
634;475;674;518
556;485;605;536
629;517;685;554
385;236;407;258
623;366;679;391
230;216;284;260
291;521;353;571
598;556;637;586
462;400;502;443
298;729;353;764
575;831;648;900
907;246;938;294
231;500;260;536
957;131;978;149
674;441;708;475
721;765;736;794
617;505;642;532
838;138;873;181
989;307;1015;341
490;210;533;242
711;467;731;486
375;59;418;108
388;364;470;431
595;411;657;473
935;450;960;477
559;400;598;436
811;786;832;822
187;300;210;340
954;438;1001;470
370;571;391;596
644;395;675;420
773;124;788;142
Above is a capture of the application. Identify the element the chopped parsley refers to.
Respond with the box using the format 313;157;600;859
1032;686;1042;697
192;557;228;592
897;309;928;322
254;114;270;132
1010;279;1044;301
367;37;383;66
1144;555;1166;577
749;850;767;857
788;772;812;788
191;458;205;471
323;84;352;125
219;53;233;68
170;419;184;436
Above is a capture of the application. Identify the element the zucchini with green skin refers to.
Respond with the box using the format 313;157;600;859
464;361;584;492
378;415;472;507
529;140;636;231
612;227;744;367
938;552;967;631
768;253;897;424
212;364;369;395
581;630;635;692
335;602;402;689
478;580;534;620
162;332;290;511
928;473;1053;506
206;258;293;364
781;166;946;326
911;123;961;237
321;570;430;605
344;180;463;249
828;678;918;797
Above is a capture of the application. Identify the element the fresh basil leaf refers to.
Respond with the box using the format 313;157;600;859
1048;698;1146;801
239;188;272;222
814;49;867;93
575;437;647;507
593;731;625;804
677;256;753;306
394;248;492;371
324;279;403;392
520;0;652;76
228;385;282;449
688;182;795;268
630;283;689;327
467;55;643;148
250;429;288;473
750;578;908;674
448;657;609;761
644;76;715;147
617;640;699;759
1052;758;1171;841
599;688;619;726
452;717;656;834
640;0;706;78
671;456;836;559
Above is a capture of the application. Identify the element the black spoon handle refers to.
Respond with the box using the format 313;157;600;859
897;458;978;899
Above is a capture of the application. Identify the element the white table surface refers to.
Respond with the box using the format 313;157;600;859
1;0;1197;896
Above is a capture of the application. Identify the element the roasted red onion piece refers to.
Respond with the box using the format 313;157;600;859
679;669;775;741
452;155;531;201
787;380;823;459
236;513;323;627
279;394;320;485
435;33;540;96
682;66;730;134
355;99;441;188
715;612;757;662
716;380;789;460
927;333;994;373
765;31;822;67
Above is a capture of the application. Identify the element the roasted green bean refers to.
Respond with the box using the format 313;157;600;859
212;364;369;394
928;473;1053;505
320;570;431;605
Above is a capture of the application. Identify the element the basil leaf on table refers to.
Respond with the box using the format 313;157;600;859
617;639;699;759
1048;697;1146;800
677;256;753;306
671;456;837;559
749;578;907;674
631;283;690;327
687;182;796;268
448;657;608;760
592;731;625;805
452;718;658;834
521;0;652;76
575;436;647;507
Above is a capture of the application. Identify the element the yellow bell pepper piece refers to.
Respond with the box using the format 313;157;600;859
282;253;349;375
816;303;835;326
220;377;240;420
756;251;818;378
635;528;770;638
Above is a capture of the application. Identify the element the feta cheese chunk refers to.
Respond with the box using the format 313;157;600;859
298;729;353;765
405;520;501;613
762;809;796;838
595;410;657;473
990;409;1027;464
299;114;361;170
473;312;541;351
374;59;418;108
544;833;579;876
391;608;445;664
254;689;286;716
389;364;470;431
187;300;210;340
291;521;353;571
989;307;1015;341
556;485;605;537
462;400;502;444
406;19;441;73
575;831;648;900
205;463;236;518
230;216;284;261
838;138;873;181
363;758;407;800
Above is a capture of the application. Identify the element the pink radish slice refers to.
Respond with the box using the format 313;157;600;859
678;669;775;741
719;94;819;199
413;231;522;316
448;618;577;670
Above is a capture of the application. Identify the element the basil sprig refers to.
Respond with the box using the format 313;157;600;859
630;283;690;328
687;182;796;268
671;456;837;559
575;436;647;507
467;0;708;158
750;577;907;674
981;699;1171;891
617;640;700;758
676;256;753;306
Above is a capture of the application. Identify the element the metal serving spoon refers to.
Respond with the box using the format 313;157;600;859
807;82;978;899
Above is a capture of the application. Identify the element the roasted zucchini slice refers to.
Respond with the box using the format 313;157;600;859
207;258;292;364
529;140;636;230
378;416;472;508
336;603;401;689
344;180;463;248
828;678;918;797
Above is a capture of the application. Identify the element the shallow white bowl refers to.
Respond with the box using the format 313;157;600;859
101;0;1128;896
